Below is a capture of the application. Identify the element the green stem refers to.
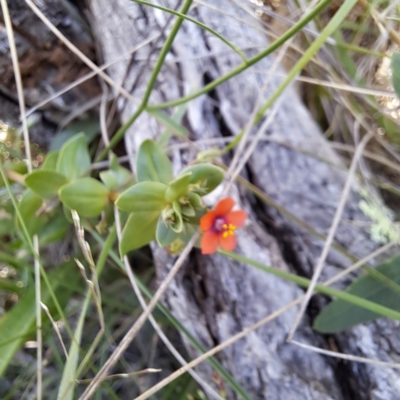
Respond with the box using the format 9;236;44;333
253;0;358;123
132;0;247;61
96;0;194;161
221;250;400;322
0;249;27;270
0;163;75;341
145;0;332;111
224;0;358;152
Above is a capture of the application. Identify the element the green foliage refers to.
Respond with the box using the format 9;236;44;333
156;215;179;247
165;173;192;202
136;139;174;184
50;119;99;151
391;53;400;100
119;211;159;256
25;170;68;200
313;255;400;333
99;153;134;192
178;164;224;196
17;190;47;237
56;133;91;180
116;181;168;212
116;139;224;255
59;178;110;218
0;262;80;376
41;151;59;170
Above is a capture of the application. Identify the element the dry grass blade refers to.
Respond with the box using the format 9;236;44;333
290;341;400;368
79;233;199;399
287;131;375;341
228;95;284;189
1;1;42;398
76;369;162;384
26;34;160;116
24;0;140;106
133;300;299;400
114;208;225;400
132;240;398;400
226;38;292;186
40;302;69;361
72;211;104;331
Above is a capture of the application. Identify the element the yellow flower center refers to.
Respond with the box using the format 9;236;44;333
221;223;236;238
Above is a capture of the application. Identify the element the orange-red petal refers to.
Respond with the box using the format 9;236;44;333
214;197;235;217
201;231;219;254
219;233;237;252
200;211;216;231
226;210;247;228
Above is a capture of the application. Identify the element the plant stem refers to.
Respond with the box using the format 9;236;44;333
97;0;194;161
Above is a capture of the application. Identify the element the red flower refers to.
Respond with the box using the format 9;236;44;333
200;197;247;254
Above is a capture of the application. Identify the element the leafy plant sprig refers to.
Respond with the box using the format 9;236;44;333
20;134;224;256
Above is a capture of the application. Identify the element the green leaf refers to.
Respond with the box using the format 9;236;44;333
100;154;134;192
313;255;400;333
148;109;188;138
156;103;188;148
0;262;80;376
119;211;159;256
165;173;192;202
391;53;400;100
181;203;195;217
179;164;224;196
171;201;183;233
56;133;91;180
136;139;173;184
41;151;59;170
156;215;179;247
38;212;69;246
59;178;109;217
17;190;47;236
183;206;206;225
25;170;68;200
187;192;202;208
115;181;167;212
50;119;99;151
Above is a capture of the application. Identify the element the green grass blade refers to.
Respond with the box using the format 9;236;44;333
57;292;91;400
221;251;400;323
314;254;400;333
0;263;80;376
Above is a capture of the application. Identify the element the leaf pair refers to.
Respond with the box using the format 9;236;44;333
24;134;133;218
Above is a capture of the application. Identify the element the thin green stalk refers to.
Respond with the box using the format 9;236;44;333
97;0;193;161
90;231;253;400
221;251;400;322
132;0;247;61
145;0;332;111
253;0;359;123
96;0;331;159
228;169;400;296
0;163;75;341
0;249;27;270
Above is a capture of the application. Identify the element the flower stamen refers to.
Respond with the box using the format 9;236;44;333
222;224;236;238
